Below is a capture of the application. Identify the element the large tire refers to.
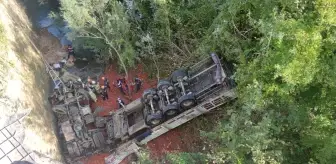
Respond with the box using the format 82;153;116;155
157;80;175;96
142;88;157;103
178;93;196;110
170;69;188;83
145;112;163;127
163;104;179;117
52;105;67;115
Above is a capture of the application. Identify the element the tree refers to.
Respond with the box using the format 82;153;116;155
200;0;336;163
59;0;135;76
55;0;336;163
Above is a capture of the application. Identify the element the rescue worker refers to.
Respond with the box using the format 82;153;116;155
117;78;125;95
67;45;75;59
91;80;101;95
134;76;142;93
86;77;92;89
102;76;111;91
100;86;109;100
117;97;125;109
52;62;61;72
124;83;130;96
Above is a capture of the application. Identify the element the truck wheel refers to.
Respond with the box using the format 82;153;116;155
145;112;163;127
157;80;175;96
142;88;157;103
171;69;188;83
163;104;179;117
178;93;196;110
52;105;67;114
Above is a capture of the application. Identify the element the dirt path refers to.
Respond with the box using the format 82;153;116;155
0;0;62;163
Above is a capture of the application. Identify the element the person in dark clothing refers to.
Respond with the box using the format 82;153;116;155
117;97;125;109
102;76;111;91
125;83;130;95
134;76;142;93
117;78;125;95
101;86;109;100
67;45;75;59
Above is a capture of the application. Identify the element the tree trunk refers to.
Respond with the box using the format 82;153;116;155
108;47;128;78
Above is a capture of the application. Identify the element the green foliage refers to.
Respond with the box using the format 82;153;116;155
129;0;221;59
56;0;336;163
137;149;154;164
165;152;208;164
58;0;135;75
199;0;336;163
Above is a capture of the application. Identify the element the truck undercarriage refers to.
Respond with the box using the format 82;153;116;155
47;53;236;164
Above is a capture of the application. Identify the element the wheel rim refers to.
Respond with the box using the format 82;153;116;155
166;110;177;116
182;100;194;107
151;119;161;125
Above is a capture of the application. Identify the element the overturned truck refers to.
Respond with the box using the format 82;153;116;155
48;53;236;164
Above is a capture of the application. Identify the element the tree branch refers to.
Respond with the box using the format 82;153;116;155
152;57;160;82
87;21;129;78
183;39;192;56
264;32;273;55
231;20;247;39
171;42;186;56
76;35;104;40
108;46;128;78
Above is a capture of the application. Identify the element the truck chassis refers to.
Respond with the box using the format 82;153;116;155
48;53;236;164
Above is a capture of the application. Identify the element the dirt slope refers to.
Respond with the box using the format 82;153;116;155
0;0;62;163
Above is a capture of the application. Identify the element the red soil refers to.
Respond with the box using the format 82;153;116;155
82;153;129;164
91;64;156;116
82;153;110;164
146;125;203;160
